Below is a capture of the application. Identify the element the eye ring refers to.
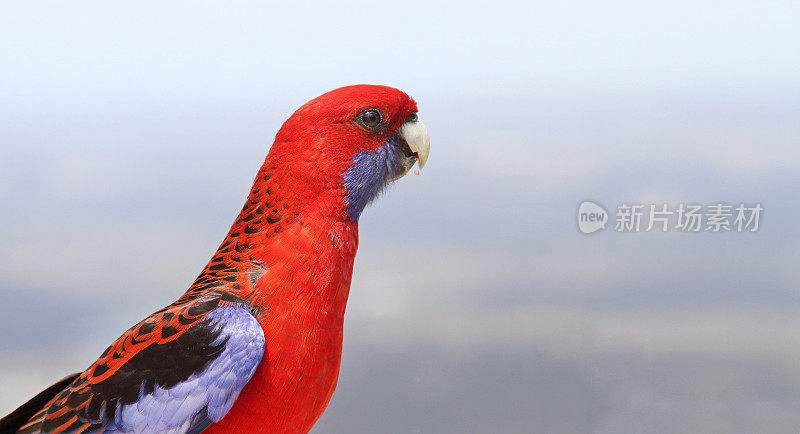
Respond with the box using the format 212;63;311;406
356;108;384;131
408;112;418;122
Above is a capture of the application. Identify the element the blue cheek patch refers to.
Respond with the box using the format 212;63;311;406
343;136;405;221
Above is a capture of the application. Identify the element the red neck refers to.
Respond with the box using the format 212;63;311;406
197;155;360;433
184;154;358;307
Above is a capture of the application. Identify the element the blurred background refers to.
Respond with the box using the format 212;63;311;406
1;1;799;432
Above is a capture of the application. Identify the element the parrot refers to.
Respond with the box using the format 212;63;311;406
0;84;430;434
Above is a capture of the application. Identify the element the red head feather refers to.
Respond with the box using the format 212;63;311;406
260;85;418;221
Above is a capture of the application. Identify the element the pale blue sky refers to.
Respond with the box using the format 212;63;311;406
1;1;799;432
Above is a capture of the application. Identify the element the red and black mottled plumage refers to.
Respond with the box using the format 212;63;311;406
16;296;233;433
0;85;430;434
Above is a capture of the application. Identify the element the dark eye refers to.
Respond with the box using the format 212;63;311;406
356;108;384;130
408;112;418;122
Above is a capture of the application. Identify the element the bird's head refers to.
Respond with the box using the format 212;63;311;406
266;85;430;221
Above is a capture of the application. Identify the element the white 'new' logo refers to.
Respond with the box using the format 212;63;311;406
578;201;608;234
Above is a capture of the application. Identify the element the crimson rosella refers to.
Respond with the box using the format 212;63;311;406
0;85;430;434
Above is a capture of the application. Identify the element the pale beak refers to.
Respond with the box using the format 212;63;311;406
398;119;430;170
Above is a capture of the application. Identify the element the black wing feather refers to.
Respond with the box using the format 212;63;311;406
0;373;80;433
